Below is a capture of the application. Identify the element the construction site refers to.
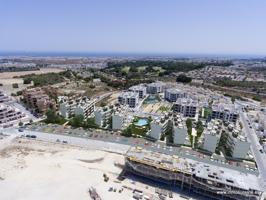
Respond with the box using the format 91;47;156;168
124;147;266;200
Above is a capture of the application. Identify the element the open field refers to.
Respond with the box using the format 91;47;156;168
0;138;189;200
0;68;64;79
0;68;64;95
0;138;128;200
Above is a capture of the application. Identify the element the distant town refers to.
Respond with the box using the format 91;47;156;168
0;56;266;200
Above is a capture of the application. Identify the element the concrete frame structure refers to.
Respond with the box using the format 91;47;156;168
125;147;263;200
22;87;56;114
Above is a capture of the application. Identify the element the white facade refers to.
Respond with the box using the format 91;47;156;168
129;85;147;99
164;88;186;102
0;91;10;103
202;120;221;153
173;98;198;118
59;96;95;119
203;133;220;153
112;114;124;130
149;119;168;140
173;126;187;145
0;104;26;128
227;134;250;159
211;103;238;123
146;82;166;94
118;91;139;108
94;108;111;127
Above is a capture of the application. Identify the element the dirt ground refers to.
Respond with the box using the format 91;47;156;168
0;68;64;95
0;138;184;200
0;68;64;79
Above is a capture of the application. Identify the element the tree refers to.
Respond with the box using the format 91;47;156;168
122;125;133;137
12;83;19;88
85;117;98;129
45;109;57;123
186;118;193;146
23;78;31;84
19;121;23;127
45;109;66;124
100;102;107;107
176;74;192;83
70;115;84;127
160;133;165;141
195;121;204;147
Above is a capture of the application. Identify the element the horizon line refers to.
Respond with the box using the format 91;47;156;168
0;51;265;59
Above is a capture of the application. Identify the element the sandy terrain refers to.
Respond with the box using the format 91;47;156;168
0;68;64;95
0;138;127;200
0;138;184;200
0;68;64;79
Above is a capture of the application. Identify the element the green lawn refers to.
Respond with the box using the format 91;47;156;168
121;66;130;73
152;66;165;73
158;106;170;112
137;66;146;72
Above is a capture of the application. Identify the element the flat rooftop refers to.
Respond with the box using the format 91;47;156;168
126;147;191;174
126;147;263;192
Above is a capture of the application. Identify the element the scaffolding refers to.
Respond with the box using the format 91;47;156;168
124;147;263;200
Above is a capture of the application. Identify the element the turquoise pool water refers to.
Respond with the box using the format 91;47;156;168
134;118;148;126
144;95;159;104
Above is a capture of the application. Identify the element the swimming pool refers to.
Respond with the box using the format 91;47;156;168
144;95;159;104
134;118;148;126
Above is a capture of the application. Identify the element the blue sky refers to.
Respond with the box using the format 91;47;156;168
0;0;266;55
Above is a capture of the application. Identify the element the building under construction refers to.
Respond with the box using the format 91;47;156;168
124;147;265;200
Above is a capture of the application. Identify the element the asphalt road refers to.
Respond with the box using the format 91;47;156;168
2;125;258;176
238;104;266;189
3;128;130;154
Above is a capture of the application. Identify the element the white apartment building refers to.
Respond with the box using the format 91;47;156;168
149;117;169;140
173;124;187;145
0;104;26;128
146;82;166;94
211;103;238;123
173;98;198;118
94;107;112;127
256;112;266;134
164;88;186;102
59;96;95;119
171;114;187;145
128;85;147;99
112;113;124;130
118;91;139;108
226;130;250;159
0;91;10;103
202;120;222;153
